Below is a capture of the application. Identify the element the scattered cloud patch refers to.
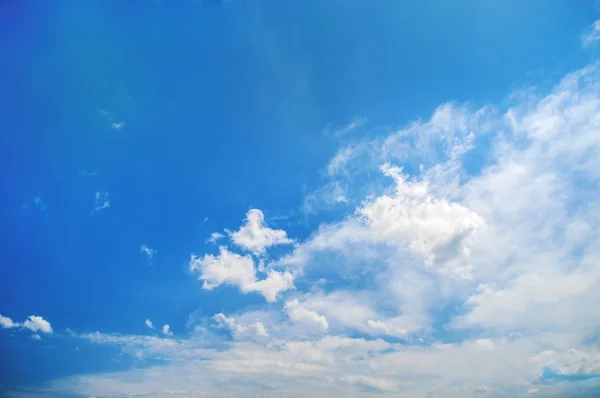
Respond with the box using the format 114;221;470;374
162;325;173;337
22;315;53;334
582;19;600;47
140;244;156;262
77;169;98;177
1;314;53;335
230;209;293;255
144;319;154;329
285;299;328;331
92;191;110;214
111;121;125;129
0;314;18;329
207;232;225;244
190;247;294;302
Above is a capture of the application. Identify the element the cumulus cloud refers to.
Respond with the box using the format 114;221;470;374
213;313;269;338
28;60;600;398
230;209;293;255
189;247;294;302
285;299;328;331
162;325;173;337
0;314;53;335
0;314;18;329
144;319;154;329
22;315;53;334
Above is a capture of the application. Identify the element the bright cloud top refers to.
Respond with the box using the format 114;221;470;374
229;209;293;255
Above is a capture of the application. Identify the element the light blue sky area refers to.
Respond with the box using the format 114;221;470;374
1;1;600;397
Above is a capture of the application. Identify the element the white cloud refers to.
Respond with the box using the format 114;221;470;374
189;247;294;302
92;191;110;214
28;59;600;398
340;374;397;392
22;315;53;334
31;334;41;340
207;232;225;244
358;162;485;280
140;245;156;261
230;209;293;255
475;385;492;393
162;325;173;337
144;319;154;329
327;146;357;176
531;348;600;377
285;299;328;331
111;121;125;129
582;19;600;48
0;314;18;329
213;313;269;338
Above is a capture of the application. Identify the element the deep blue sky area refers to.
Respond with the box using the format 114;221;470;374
1;1;599;397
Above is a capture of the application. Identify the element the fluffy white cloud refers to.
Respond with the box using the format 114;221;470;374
359;162;484;280
162;325;173;337
0;314;18;329
230;209;293;255
190;247;294;302
213;313;269;338
22;315;53;334
29;60;600;398
285;299;328;331
144;319;154;329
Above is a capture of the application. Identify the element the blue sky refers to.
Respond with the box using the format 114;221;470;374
1;1;600;397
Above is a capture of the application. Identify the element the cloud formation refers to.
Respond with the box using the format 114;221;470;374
25;61;600;398
230;209;293;255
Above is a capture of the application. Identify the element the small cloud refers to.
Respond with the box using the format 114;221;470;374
92;192;110;215
475;385;492;393
207;232;225;244
201;216;209;223
77;169;98;178
327;117;366;137
22;315;53;334
31;334;41;340
582;19;600;47
162;324;173;336
33;197;48;213
140;245;156;262
111;121;125;130
0;314;18;329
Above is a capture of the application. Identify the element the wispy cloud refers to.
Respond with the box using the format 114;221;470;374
144;319;154;329
77;169;98;177
206;232;225;244
582;19;600;47
140;245;156;263
92;191;110;215
26;60;600;398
